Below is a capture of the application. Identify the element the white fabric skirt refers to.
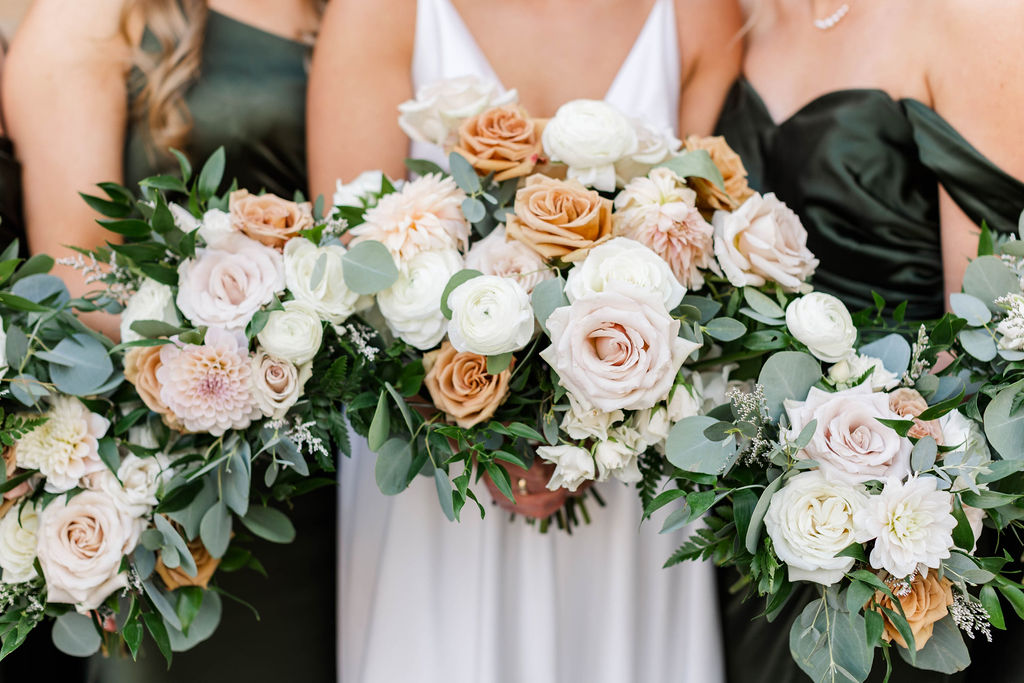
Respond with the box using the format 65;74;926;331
338;425;724;683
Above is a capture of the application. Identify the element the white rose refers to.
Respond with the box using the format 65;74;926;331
594;425;644;483
378;248;463;350
250;350;312;419
85;454;168;519
0;315;7;380
447;275;534;356
854;477;956;578
537;444;595;492
666;382;702;422
764;470;869;585
197;208;235;248
542;99;639;192
120;279;180;343
398;76;517;146
560;393;624;441
541;290;699;412
464;226;554;294
828;352;900;391
0;502;40;583
712;192;818;292
36;491;142;612
257;301;324;365
334;170;389;207
565;237;685;311
614;118;682;183
176;233;285;331
785;292;857;363
284;237;362;324
633;406;671;447
784;385;912;484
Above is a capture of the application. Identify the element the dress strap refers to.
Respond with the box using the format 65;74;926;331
411;0;501;91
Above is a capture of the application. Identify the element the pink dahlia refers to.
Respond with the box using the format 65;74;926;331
351;174;469;263
156;328;260;436
613;167;718;290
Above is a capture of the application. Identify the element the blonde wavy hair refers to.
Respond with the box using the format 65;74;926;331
121;0;323;155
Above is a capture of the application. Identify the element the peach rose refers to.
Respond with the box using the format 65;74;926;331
229;189;313;250
453;105;544;182
683;135;755;213
422;341;513;428
155;536;221;590
124;345;183;431
870;569;953;650
505;175;613;262
888;388;944;445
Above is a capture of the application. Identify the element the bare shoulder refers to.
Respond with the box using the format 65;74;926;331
319;0;416;56
673;0;744;73
10;0;128;55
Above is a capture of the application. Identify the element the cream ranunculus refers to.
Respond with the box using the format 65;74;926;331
464;227;554;294
120;279;180;344
377;248;463;350
784;385;912;484
828;352;900;391
594;425;644;483
257;301;324;366
540;290;699;412
764;470;869;585
565;237;685;311
0;502;40;583
542;100;638;192
250;350;311;419
283;237;362;324
36;491;142;612
176;233;285;331
197;208;234;248
15;397;110;493
537;444;596;492
614;119;681;184
785;292;857;363
447;275;534;356
854;476;956;578
85;453;169;519
560;393;624;442
712;192;818;292
398;75;517;147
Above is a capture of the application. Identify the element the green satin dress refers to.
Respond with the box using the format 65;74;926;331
93;11;334;683
715;78;1024;683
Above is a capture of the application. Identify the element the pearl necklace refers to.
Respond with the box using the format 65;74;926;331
813;2;851;30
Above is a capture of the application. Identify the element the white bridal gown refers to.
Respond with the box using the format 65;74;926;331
339;0;724;681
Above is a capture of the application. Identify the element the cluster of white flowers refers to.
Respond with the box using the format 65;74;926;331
994;293;1024;351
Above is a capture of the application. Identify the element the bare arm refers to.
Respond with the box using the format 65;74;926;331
307;0;416;201
932;0;1024;302
675;0;743;136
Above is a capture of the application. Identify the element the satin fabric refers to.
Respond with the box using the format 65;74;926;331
339;1;724;682
0;137;22;252
717;78;1024;321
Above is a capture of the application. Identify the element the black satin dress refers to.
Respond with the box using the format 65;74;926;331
0;137;22;251
715;79;1024;683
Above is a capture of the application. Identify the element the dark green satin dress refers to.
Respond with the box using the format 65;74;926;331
0;137;22;251
93;11;334;683
715;78;1024;683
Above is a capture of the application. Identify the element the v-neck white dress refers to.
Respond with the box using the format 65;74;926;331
339;2;724;681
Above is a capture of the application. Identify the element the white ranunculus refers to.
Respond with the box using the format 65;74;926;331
666;382;702;422
197;208;235;248
378;248;463;350
765;470;869;585
785;292;857;363
784;385;912;484
398;76;517;146
447;275;534;356
712;192;818;292
537;444;596;492
542;99;638;192
284;237;361;324
120;279;180;343
85;454;168;519
36;491;142;612
0;502;40;583
828;352;900;391
614;119;682;184
0;315;7;380
560;393;624;442
334;170;388;207
634;406;671;447
250;350;312;419
464;226;554;294
257;301;324;365
854;476;956;578
176;233;285;331
594;426;644;483
565;237;685;311
995;294;1024;351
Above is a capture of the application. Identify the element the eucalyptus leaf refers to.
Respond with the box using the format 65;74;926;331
758;351;822;419
11;273;69;307
448;151;482;194
42;333;114;396
704;317;746;342
374;438;413;495
949;293;992;326
911;436;938;473
222;440;251;516
958;328;997;362
368;390;391;451
167;592;222;652
239;506;296;544
154;514;197;578
486;352;513;375
51;612;101;657
896;616;969;674
656;150;725;190
858;334;912;376
745;475;783;554
531;277;568;335
9;373;50;406
962;256;1019;311
789;597;873;683
439;269;483;319
199;501;231;558
462;197;487;223
665;415;739;475
143;579;183;631
341;240;399;294
744;287;786;319
984;380;1024;459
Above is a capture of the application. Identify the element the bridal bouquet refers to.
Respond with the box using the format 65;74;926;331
332;75;821;527
653;243;1024;679
0;151;372;664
